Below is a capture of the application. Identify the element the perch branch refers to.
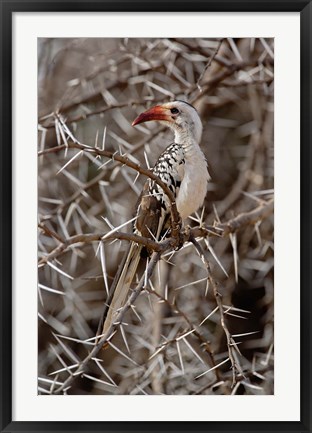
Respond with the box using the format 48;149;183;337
38;198;273;266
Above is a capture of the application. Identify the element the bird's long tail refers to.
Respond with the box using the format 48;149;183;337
98;242;142;339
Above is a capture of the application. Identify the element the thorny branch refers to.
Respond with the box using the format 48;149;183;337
51;251;161;395
40;98;166;129
190;235;243;387
39;176;272;394
146;286;220;381
38;37;274;396
39;198;273;266
38;135;273;393
39;141;182;239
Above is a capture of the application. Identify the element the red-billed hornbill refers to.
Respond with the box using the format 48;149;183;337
99;100;210;337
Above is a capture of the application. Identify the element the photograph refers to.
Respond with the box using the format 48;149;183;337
37;37;274;396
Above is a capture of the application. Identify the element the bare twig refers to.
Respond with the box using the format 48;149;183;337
190;235;243;387
52;251;161;394
39;141;182;239
38;199;273;266
38;37;274;396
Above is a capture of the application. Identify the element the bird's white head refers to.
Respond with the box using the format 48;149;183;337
132;100;203;145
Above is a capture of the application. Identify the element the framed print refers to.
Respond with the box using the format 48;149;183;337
1;1;311;432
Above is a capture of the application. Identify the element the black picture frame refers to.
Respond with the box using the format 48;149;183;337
1;1;311;432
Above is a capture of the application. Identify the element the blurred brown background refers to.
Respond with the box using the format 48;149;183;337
38;38;274;395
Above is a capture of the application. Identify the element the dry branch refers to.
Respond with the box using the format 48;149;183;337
38;198;273;266
39;141;182;238
38;37;274;396
52;251;161;395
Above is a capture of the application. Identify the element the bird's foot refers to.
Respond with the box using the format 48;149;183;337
172;225;191;251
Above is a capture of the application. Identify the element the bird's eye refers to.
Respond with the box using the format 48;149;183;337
170;107;179;114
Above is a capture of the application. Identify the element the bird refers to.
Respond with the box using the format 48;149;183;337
98;100;210;339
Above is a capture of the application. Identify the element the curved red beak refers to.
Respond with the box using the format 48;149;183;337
132;105;171;126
